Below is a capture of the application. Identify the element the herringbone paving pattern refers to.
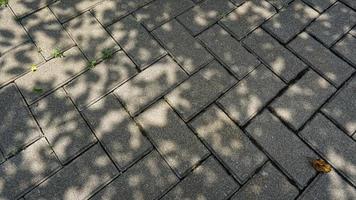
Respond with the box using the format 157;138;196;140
0;0;356;199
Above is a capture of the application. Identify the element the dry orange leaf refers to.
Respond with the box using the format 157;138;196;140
312;159;332;173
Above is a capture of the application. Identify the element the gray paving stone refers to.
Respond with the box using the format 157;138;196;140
306;3;356;47
8;0;55;17
25;144;118;200
190;105;267;183
231;162;299;200
243;28;307;82
340;0;356;10
322;76;356;135
64;12;119;61
153;19;213;74
270;70;335;130
114;56;188;116
82;94;151;170
64;51;137;109
333;34;356;66
177;0;235;35
0;42;44;87
0;84;42;157
166;60;236;121
263;0;319;43
136;100;209;177
300;113;356;186
108;15;165;69
0;152;4;163
218;65;285;126
134;0;194;31
298;171;356;200
91;151;178;200
267;0;293;9
161;156;239;200
0;139;60;199
229;0;246;6
246;110;319;188
22;7;75;60
198;25;260;79
303;0;337;12
31;89;96;163
15;47;88;104
220;0;276;40
288;32;354;87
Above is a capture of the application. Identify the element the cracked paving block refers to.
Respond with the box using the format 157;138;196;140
263;0;319;43
303;0;337;12
300;113;356;187
0;139;60;199
340;0;356;10
8;0;56;17
322;75;356;135
64;51;137;109
15;47;88;104
91;151;178;200
177;0;235;35
64;12;119;61
108;15;165;69
82;94;152;170
0;42;44;87
0;84;42;157
31;89;96;164
288;32;355;87
22;7;75;59
114;56;188;116
134;0;194;31
25;144;118;200
246;110;318;188
271;70;335;130
306;3;356;47
231;162;299;200
333;34;356;67
220;0;276;40
243;28;307;82
136;100;209;177
190;105;267;183
153;19;213;74
266;0;293;10
166;60;237;121
218;65;285;126
161;156;239;200
198;25;260;79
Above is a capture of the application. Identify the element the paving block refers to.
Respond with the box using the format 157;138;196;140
303;0;337;12
198;25;260;79
153;19;213;74
135;100;209;177
64;12;119;61
0;139;60;199
114;56;187;116
322;76;356;135
82;94;151;169
108;15;165;69
190;105;267;183
177;0;235;35
161;156;239;200
288;32;354;87
340;0;356;10
22;7;75;59
333;34;356;67
300;113;356;186
270;70;335;130
246;110;318;188
166;60;236;121
25;144;118;200
91;151;178;199
134;0;194;31
231;162;299;200
243;28;307;82
0;84;42;157
15;47;88;104
31;89;96;163
218;65;285;126
298;171;356;200
64;51;137;109
306;3;356;47
266;0;293;9
8;0;55;17
263;0;319;43
0;42;43;87
220;0;276;40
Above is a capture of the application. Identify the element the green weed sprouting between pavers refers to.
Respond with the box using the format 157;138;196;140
0;0;9;7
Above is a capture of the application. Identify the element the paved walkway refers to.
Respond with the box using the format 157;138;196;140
1;0;356;199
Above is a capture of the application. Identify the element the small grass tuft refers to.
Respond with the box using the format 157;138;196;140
32;87;43;94
87;60;97;69
30;64;38;72
52;48;64;58
0;0;9;7
101;48;114;60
